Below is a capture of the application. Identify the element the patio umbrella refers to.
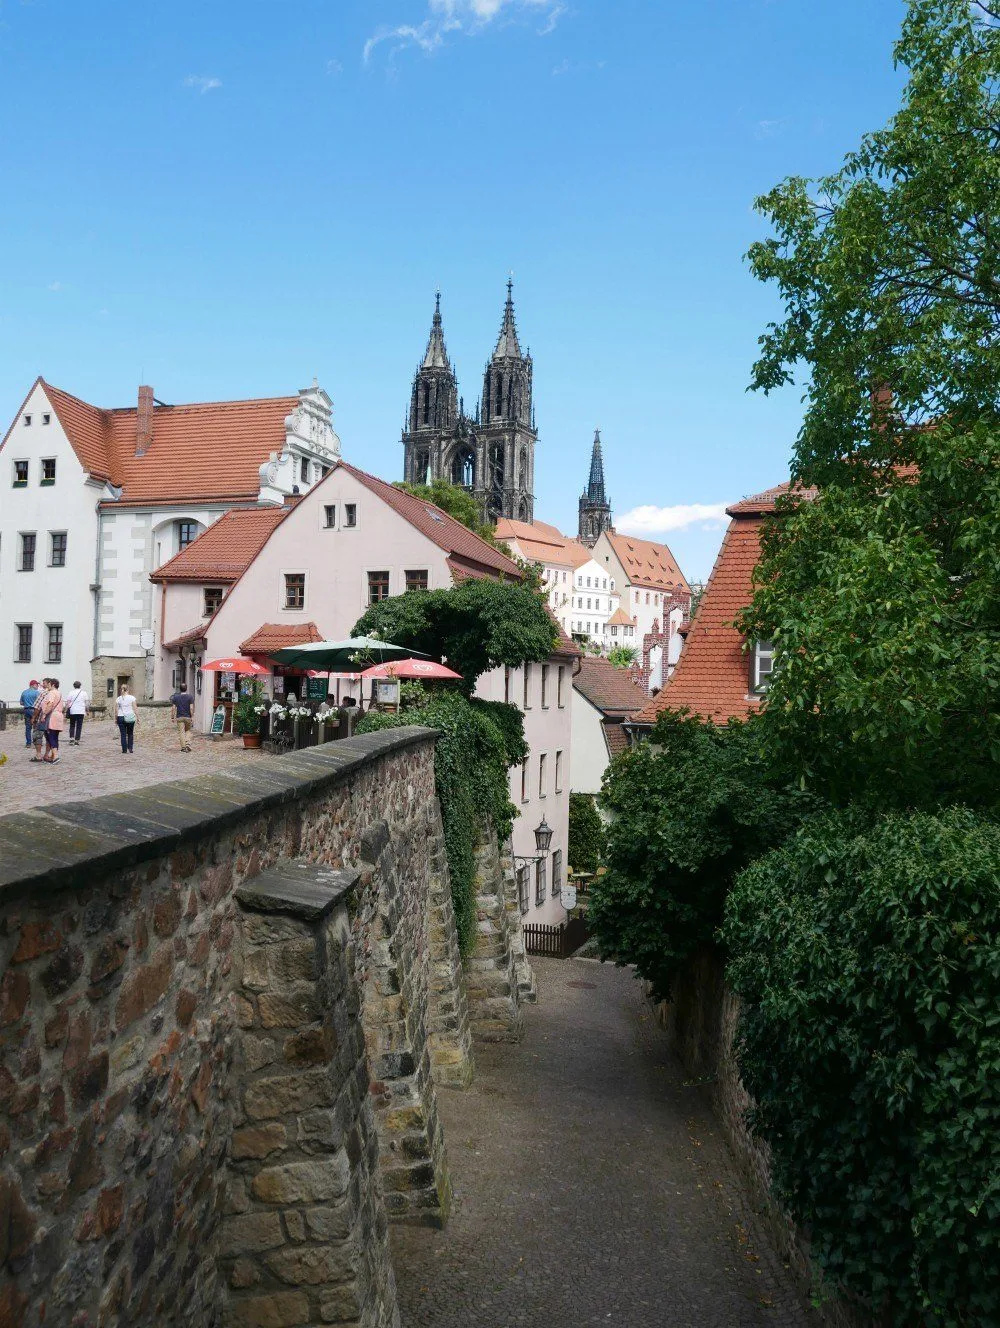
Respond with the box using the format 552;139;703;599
267;637;428;673
360;659;462;681
201;658;269;675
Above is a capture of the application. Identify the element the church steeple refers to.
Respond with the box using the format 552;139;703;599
483;279;532;429
579;428;613;547
407;292;458;437
422;291;451;370
492;278;523;361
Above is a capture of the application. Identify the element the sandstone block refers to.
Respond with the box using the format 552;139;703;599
219;1211;285;1256
231;1123;287;1160
319;1282;362;1323
114;946;173;1030
258;987;320;1030
251;1156;349;1205
11;919;61;963
228;1290;310;1327
244;1070;334;1120
264;1243;357;1287
283;1025;334;1068
304;1204;351;1243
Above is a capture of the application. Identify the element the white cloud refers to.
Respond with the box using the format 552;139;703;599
364;0;564;65
47;281;62;292
184;75;222;94
617;503;730;535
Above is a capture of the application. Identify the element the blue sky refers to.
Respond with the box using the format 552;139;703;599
0;0;907;580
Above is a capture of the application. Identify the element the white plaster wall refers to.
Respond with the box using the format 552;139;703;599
0;383;102;703
569;689;610;797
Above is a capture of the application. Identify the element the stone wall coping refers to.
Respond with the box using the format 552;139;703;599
236;860;361;921
0;726;436;900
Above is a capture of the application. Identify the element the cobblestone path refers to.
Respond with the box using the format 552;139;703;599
392;957;816;1328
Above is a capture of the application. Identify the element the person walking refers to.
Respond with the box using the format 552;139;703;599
19;679;39;748
63;680;89;745
115;684;138;754
169;682;195;751
40;678;64;764
29;680;49;762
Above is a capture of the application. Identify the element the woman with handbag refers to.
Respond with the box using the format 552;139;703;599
40;678;65;764
115;684;139;754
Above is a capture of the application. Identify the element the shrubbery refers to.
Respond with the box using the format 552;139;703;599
358;690;524;956
723;807;1000;1326
588;710;815;1001
567;793;605;873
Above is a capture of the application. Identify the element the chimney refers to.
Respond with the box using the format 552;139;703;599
136;385;154;457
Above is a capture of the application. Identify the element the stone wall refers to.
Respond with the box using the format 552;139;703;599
657;949;867;1328
0;728;475;1328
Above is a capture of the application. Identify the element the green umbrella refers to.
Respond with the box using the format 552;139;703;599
267;637;428;673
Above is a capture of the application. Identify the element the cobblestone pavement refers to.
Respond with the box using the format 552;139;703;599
0;716;266;814
392;958;817;1328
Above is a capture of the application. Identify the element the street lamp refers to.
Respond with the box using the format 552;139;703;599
513;817;553;867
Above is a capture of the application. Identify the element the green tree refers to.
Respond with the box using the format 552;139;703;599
723;806;1000;1326
353;578;557;695
588;710;815;1001
607;644;637;669
748;0;1000;485
567;793;605;872
395;480;499;544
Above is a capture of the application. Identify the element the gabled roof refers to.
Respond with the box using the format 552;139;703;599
495;518;592;569
573;657;646;716
606;606;635;627
239;621;323;655
6;378;299;506
631;481;800;727
341;463;521;580
151;507;290;583
602;531;690;594
164;623;209;651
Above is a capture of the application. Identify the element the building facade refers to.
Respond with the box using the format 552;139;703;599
592;529;691;689
401;283;537;523
570;656;646;795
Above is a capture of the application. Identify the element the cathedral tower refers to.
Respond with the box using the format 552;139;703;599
578;429;613;547
402;293;460;487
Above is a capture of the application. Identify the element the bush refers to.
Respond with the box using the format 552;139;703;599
568;793;605;872
588;710;816;1001
358;691;522;956
723;806;1000;1326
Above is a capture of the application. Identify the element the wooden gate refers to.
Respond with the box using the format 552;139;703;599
523;916;590;959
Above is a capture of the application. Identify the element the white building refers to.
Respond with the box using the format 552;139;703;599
0;377;339;705
591;530;691;689
570;656;646;797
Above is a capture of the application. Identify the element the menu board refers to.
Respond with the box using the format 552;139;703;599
210;706;226;736
307;677;329;701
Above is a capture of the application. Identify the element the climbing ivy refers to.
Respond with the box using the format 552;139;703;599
358;691;525;956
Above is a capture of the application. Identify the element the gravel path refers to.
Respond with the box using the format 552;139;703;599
391;957;816;1328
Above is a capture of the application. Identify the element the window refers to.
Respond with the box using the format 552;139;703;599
552;850;563;898
555;750;563;792
367;570;390;604
586;576;591;588
15;624;32;663
324;505;336;529
504;666;511;704
586;598;592;610
40;458;56;485
204;587;224;616
405;569;429;592
751;640;775;695
522;664;531;709
538;753;547;798
49;532;67;567
557;666;565;707
42;413;51;426
517;865;530;916
12;460;28;488
344;503;357;528
177;521;197;550
284;573;306;609
46;624;63;664
300;458;309;484
610;625;618;637
520;758;529;802
23;415;31;427
535;857;547;905
19;532;36;572
602;578;607;589
541;664;549;707
645;592;650;605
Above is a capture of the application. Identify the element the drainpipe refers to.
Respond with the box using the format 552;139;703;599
91;503;103;664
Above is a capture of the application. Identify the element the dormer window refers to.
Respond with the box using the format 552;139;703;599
23;414;31;427
751;640;775;696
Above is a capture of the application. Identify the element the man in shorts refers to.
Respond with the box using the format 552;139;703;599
170;683;195;751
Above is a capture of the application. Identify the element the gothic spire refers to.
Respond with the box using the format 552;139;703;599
586;428;607;505
422;290;451;370
492;277;523;361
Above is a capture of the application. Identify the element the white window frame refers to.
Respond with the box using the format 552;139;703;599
751;639;775;696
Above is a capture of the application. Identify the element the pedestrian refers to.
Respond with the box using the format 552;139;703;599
19;678;39;748
63;680;89;745
29;680;49;762
115;683;138;754
40;677;64;764
169;681;195;751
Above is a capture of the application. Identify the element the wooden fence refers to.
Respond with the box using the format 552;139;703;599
523;916;590;959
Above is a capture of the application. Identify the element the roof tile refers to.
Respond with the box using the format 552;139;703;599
605;531;690;594
151;506;290;583
239;621;323;654
574;656;646;715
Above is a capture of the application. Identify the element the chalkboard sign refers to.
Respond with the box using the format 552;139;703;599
210;706;226;736
306;677;328;701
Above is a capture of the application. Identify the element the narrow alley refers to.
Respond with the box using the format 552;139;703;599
392;958;816;1328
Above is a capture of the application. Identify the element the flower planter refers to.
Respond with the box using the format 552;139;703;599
241;733;262;750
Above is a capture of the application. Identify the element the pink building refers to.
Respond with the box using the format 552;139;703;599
151;459;575;924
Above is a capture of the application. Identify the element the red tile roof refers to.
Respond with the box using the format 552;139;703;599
24;379;298;506
604;531;690;594
632;482;802;726
239;621;323;655
151;507;290;583
573;656;646;716
602;719;630;759
163;623;209;651
494;518;592;569
606;606;635;627
341;464;522;580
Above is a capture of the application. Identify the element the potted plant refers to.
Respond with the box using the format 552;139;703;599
233;682;268;749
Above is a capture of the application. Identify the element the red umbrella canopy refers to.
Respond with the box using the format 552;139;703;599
360;658;462;681
201;658;269;675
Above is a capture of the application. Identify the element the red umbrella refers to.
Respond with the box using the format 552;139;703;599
360;658;462;680
200;658;269;675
